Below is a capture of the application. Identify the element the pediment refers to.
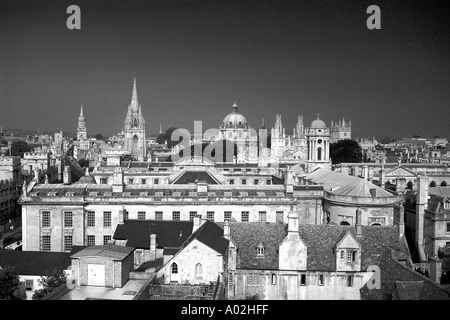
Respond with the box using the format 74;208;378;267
385;166;417;178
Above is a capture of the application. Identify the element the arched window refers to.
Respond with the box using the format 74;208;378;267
340;250;345;260
195;263;202;278
441;181;447;187
430;181;436;187
407;181;413;189
133;118;138;127
340;221;350;226
171;263;178;274
317;147;322;161
271;273;277;285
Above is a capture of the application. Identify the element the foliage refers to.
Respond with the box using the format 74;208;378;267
156;127;179;148
380;137;391;144
10;141;32;157
31;269;67;300
0;266;26;300
329;139;363;164
94;133;104;141
77;158;89;168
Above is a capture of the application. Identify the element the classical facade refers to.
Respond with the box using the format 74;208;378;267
305;115;331;172
123;77;146;161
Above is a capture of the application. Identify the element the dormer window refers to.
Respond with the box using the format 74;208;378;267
256;243;265;257
347;250;357;262
444;202;450;210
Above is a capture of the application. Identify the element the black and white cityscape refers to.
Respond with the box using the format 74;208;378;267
0;0;450;305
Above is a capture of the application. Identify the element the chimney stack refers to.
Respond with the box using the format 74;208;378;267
415;174;429;251
379;166;386;188
288;211;299;233
223;220;231;240
369;188;377;198
149;234;157;261
63;166;71;184
193;215;205;233
429;257;442;285
356;208;363;237
285;166;294;194
363;165;369;181
113;165;124;193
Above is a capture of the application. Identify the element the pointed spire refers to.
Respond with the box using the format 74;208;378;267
79;104;84;117
159;124;162;134
342;117;346;127
131;75;139;111
261;118;265;129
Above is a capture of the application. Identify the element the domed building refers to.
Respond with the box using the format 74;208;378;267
305;114;331;172
219;102;258;163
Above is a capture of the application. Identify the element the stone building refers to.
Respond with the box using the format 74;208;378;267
330;117;351;143
225;211;410;300
270;114;307;163
0;156;22;232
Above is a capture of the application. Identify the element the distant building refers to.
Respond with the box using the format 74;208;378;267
330;117;351;143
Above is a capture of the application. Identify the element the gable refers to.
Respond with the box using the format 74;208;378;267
336;232;361;249
385;167;417;178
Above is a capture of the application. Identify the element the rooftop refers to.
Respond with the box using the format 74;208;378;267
0;250;71;275
70;244;134;261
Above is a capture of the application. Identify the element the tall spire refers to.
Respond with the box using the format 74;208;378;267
159;124;162;134
131;75;139;111
79;104;84;117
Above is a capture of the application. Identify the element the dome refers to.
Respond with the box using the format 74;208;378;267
221;102;248;129
310;114;327;129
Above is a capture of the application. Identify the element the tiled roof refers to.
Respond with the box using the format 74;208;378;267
228;223;409;272
0;250;71;275
181;220;229;255
113;220;193;249
360;248;450;300
227;222;287;270
329;178;394;198
134;258;164;272
70;244;134;261
173;171;219;184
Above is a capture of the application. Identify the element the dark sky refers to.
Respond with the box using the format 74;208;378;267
1;0;449;139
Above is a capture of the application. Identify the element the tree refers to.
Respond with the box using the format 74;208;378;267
380;137;391;144
156;127;179;148
10;141;31;157
32;269;67;300
77;158;89;168
329;139;363;164
0;266;26;300
94;133;104;141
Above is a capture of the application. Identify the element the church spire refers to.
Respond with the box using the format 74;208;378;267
79;104;84;117
131;75;139;111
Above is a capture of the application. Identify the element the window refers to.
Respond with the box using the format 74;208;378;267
103;235;112;245
347;250;357;262
41;235;51;251
247;273;259;286
271;274;277;285
64;235;73;252
347;275;353;287
25;280;34;291
276;211;283;223
100;178;107;184
155;211;163;220
64;211;73;228
256;243;264;257
87;235;95;246
267;179;271;185
128;179;134;184
229;272;234;286
42;211;50;228
318;274;324;286
207;211;215;221
103;211;111;227
138;211;146;220
259;211;267;222
340;250;345;260
444;202;450;209
224;211;232;221
154;178;159;185
254;179;259;185
229;179;234;185
300;274;306;286
173;211;180;221
141;179;146;184
189;211;197;222
242;179;247;185
447;223;450;233
195;263;203;278
124;210;129;220
241;211;249;222
171;263;178;274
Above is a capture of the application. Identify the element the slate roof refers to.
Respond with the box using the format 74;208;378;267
172;171;219;184
180;220;229;255
329;178;394;198
360;248;450;300
134;258;164;272
0;250;71;276
70;244;134;261
113;220;193;249
227;223;409;272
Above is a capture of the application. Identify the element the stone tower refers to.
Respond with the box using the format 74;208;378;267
123;76;146;161
77;105;90;150
330;117;351;143
306;114;331;172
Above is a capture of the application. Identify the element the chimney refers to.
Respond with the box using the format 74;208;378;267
193;215;205;233
119;209;124;224
429;257;442;284
379;166;386;188
63;166;71;184
149;234;157;261
288;211;299;233
369;188;377;198
223;220;231;240
356;208;363;237
352;166;358;177
415;174;429;250
285;166;294;194
363;165;369;181
112;165;124;193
